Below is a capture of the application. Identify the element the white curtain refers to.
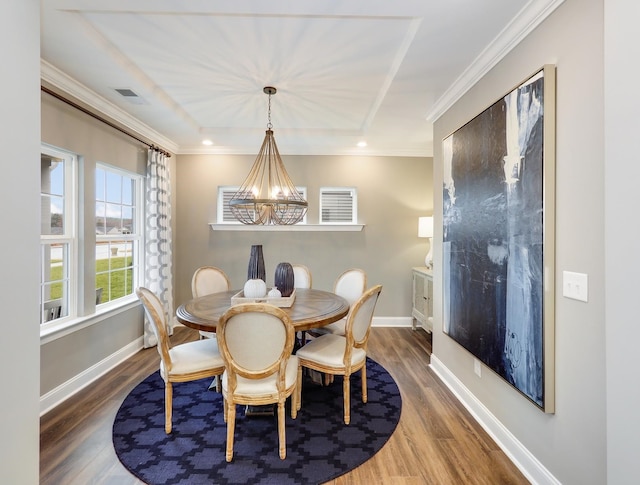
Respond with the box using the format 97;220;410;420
143;149;175;348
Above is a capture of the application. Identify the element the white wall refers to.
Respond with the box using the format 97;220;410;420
432;1;606;483
604;1;640;483
0;1;41;483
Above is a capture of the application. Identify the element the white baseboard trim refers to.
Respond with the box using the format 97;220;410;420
429;355;560;485
40;337;144;416
371;316;412;328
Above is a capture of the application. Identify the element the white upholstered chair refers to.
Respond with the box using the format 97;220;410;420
292;264;312;289
136;287;225;434
292;264;312;345
296;284;382;425
217;303;299;461
313;268;367;337
191;266;231;339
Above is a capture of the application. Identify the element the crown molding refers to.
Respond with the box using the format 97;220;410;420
41;60;179;154
426;0;565;122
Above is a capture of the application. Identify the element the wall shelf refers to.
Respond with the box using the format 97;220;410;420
209;223;364;232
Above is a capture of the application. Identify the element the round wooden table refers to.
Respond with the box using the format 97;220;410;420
176;288;349;333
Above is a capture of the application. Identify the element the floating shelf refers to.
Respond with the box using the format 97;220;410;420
209;223;364;232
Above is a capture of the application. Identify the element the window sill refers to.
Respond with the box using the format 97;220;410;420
40;296;139;345
209;223;364;232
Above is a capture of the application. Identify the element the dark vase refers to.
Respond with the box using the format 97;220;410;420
247;245;266;281
274;262;295;297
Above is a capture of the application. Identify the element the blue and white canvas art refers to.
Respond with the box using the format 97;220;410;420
443;67;554;410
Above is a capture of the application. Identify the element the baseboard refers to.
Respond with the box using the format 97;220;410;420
40;337;144;416
371;316;412;328
429;355;560;485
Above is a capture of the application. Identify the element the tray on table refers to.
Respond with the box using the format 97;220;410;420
231;288;296;307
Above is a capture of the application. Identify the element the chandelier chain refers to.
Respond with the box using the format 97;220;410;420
267;92;273;130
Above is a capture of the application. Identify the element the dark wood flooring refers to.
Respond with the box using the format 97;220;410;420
40;326;529;484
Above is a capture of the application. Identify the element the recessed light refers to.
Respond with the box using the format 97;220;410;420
202;139;214;146
357;140;367;148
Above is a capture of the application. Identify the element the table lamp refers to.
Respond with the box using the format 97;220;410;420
418;216;433;268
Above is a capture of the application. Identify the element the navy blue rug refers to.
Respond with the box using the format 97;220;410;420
113;358;401;484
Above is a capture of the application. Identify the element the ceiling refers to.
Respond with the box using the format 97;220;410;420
41;0;562;157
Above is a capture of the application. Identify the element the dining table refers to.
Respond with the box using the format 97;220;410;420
176;287;350;334
176;287;349;416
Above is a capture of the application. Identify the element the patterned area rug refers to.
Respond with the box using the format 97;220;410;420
113;358;401;485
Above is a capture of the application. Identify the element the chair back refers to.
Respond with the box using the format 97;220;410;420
334;268;367;307
136;287;172;370
292;264;312;289
345;285;382;349
191;266;231;298
217;303;295;391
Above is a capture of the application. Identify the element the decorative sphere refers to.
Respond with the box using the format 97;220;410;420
268;287;282;298
244;279;267;298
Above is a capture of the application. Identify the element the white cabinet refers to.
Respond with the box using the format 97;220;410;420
412;267;433;333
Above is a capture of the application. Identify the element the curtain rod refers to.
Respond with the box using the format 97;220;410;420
41;85;172;158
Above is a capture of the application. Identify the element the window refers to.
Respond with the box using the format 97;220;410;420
95;165;143;304
40;147;76;324
217;186;307;224
320;187;357;224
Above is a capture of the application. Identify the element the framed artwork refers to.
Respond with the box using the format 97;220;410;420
442;65;556;412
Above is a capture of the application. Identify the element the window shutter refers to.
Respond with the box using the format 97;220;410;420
320;188;357;224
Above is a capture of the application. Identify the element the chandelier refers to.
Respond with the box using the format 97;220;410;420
229;87;308;225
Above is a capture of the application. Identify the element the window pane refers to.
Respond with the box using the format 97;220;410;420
96;240;135;303
106;203;122;233
106;171;122;203
122;206;133;233
96;168;105;201
122;177;133;205
49;159;64;197
41;243;69;323
96;201;106;235
41;156;65;235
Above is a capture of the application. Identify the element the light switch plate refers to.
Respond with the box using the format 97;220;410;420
562;271;588;302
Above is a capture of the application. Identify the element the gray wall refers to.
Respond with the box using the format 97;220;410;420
174;153;433;316
432;1;606;483
1;1;40;483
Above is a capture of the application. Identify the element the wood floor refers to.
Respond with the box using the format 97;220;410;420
40;327;529;485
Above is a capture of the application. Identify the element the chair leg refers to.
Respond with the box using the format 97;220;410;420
291;385;298;419
343;374;351;425
277;400;286;459
226;401;236;462
296;365;303;411
165;381;173;434
362;365;368;403
223;396;228;423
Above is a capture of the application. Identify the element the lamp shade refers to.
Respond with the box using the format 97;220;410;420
418;216;433;238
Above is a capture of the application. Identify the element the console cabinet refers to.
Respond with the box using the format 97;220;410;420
412;267;433;333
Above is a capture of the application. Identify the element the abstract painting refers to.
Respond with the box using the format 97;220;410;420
442;65;555;412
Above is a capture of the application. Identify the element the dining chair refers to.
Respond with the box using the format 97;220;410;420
217;303;299;461
136;287;225;434
291;264;312;345
312;268;367;337
296;284;382;425
191;266;231;340
292;264;312;289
